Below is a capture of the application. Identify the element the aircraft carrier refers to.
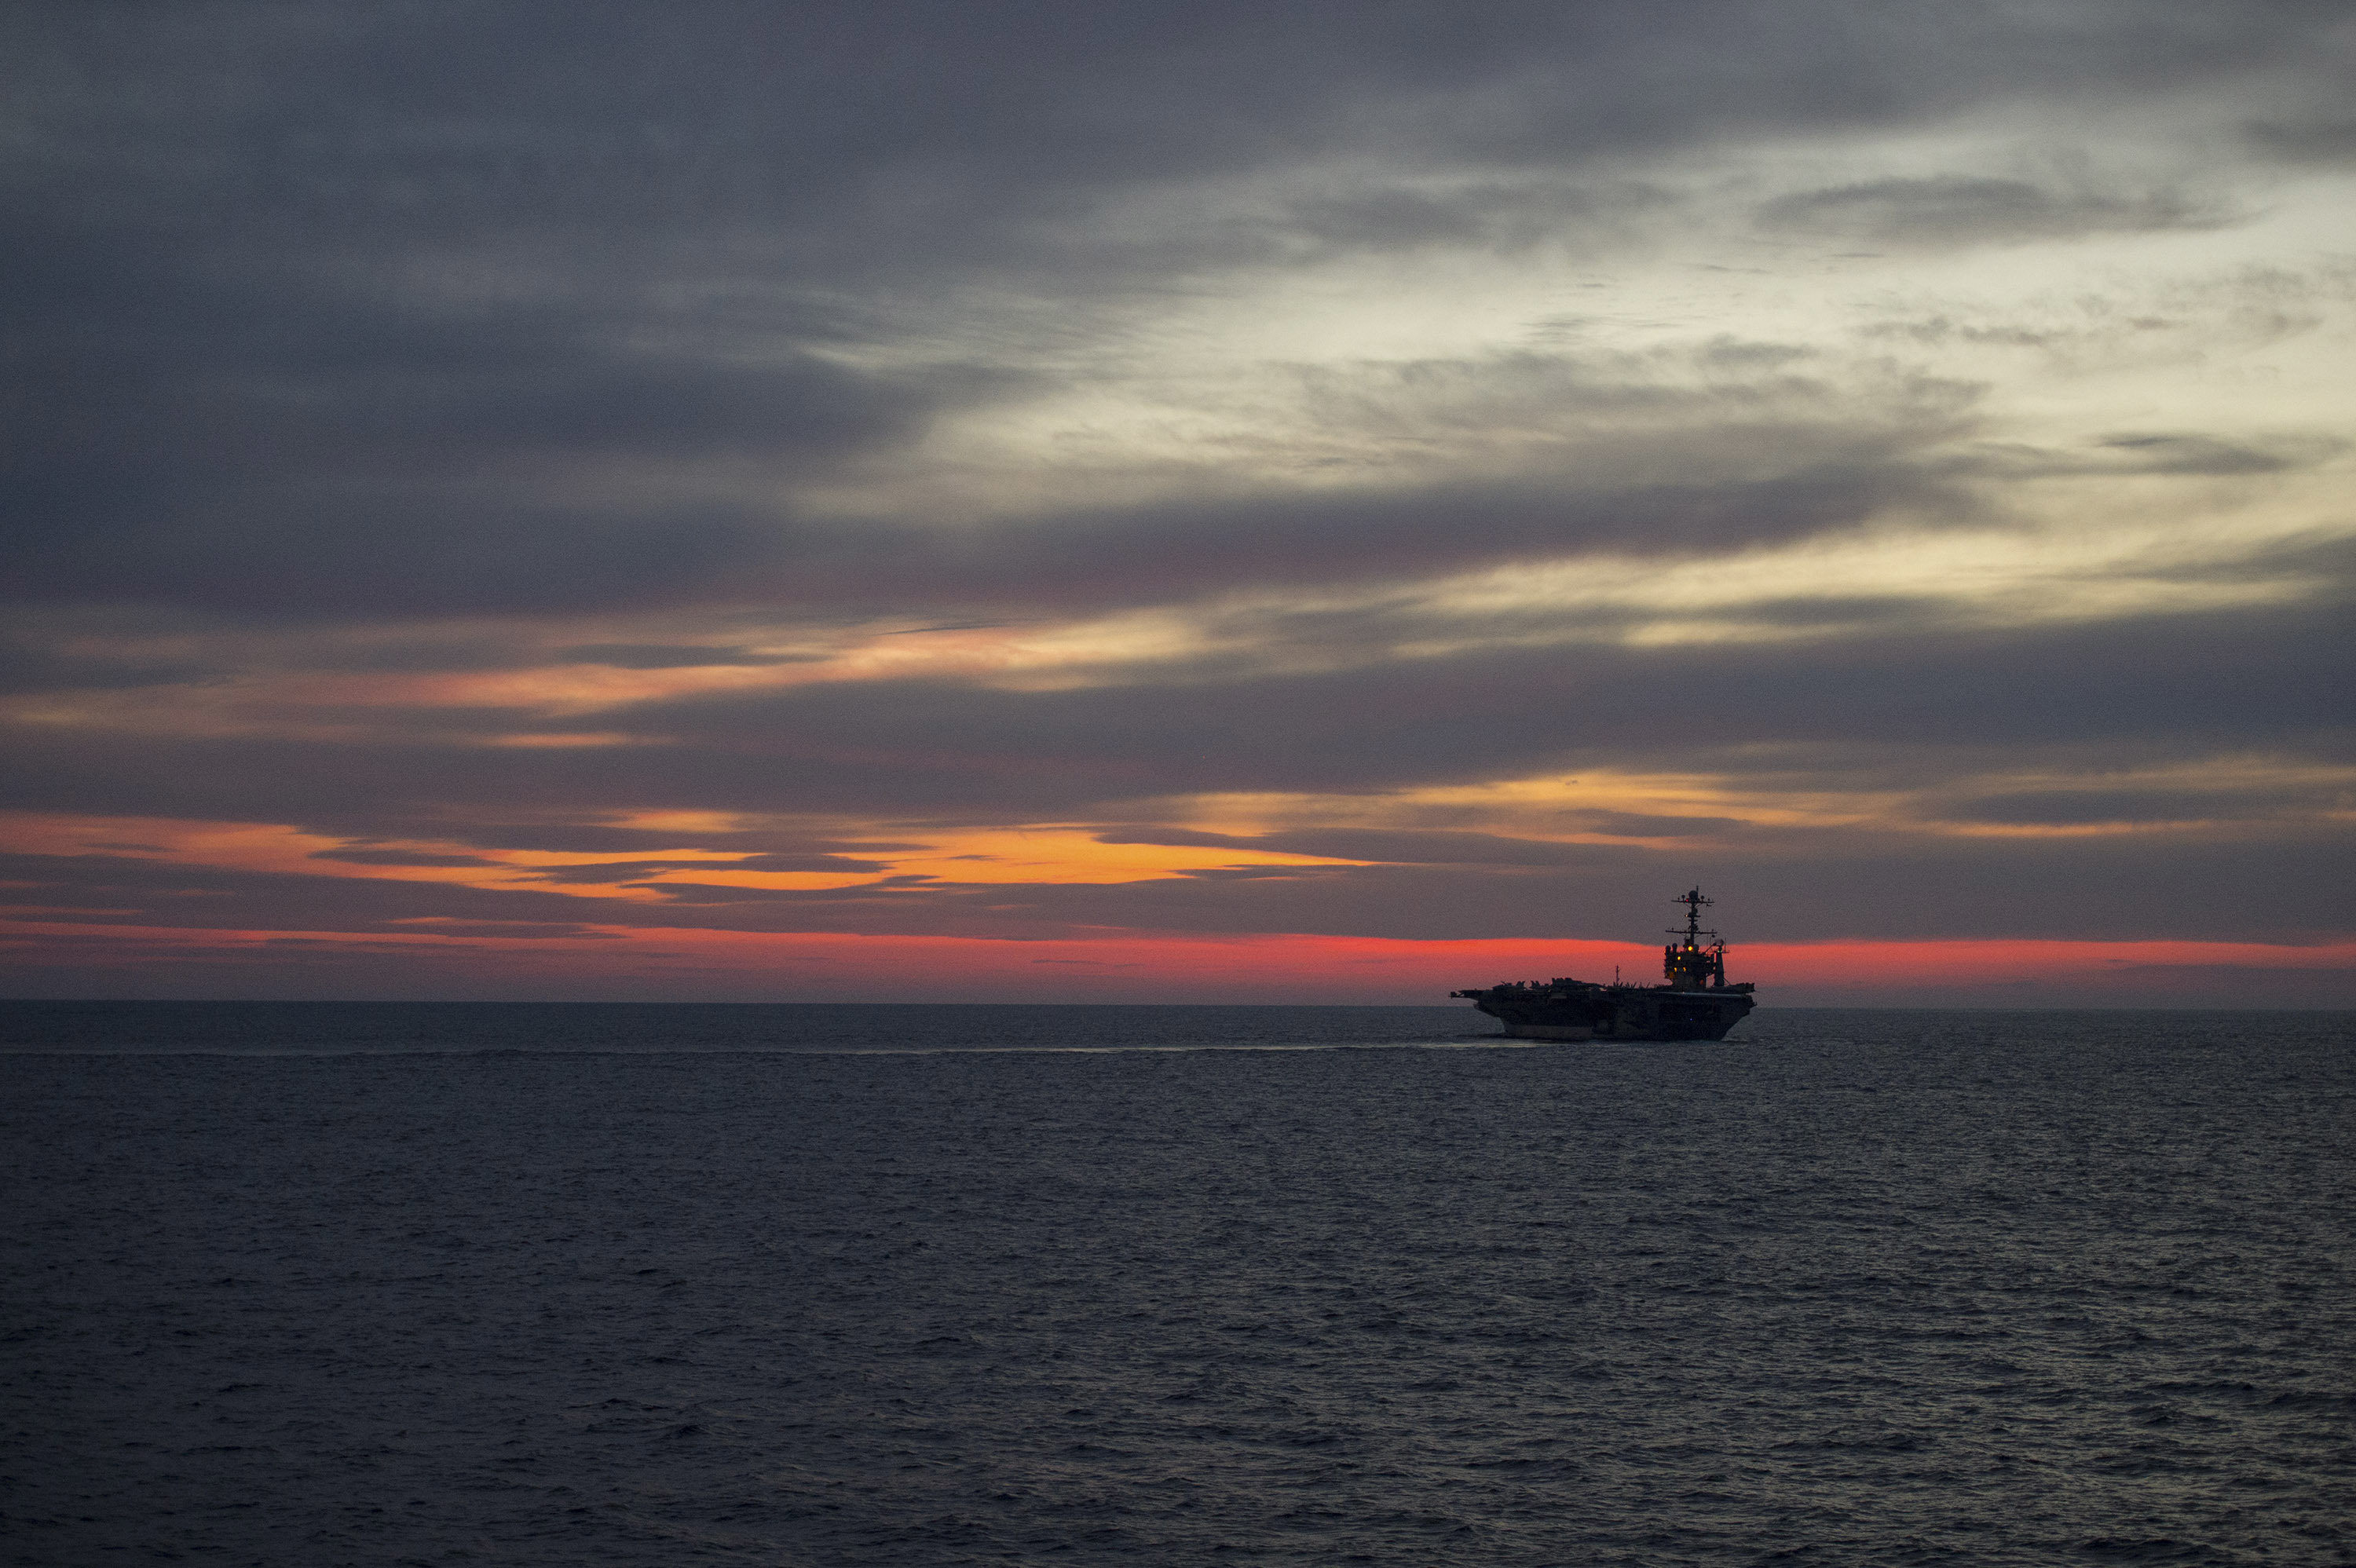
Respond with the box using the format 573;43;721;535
1453;888;1757;1041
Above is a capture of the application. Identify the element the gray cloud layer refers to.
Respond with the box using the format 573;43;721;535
5;601;2345;841
3;1;2351;978
6;1;2349;620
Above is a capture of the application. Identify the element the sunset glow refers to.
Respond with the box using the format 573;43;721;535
4;5;2351;1006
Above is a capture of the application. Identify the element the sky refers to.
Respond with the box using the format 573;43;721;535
3;1;2352;1006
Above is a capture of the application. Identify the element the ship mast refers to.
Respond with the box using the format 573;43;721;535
1663;886;1727;989
1673;887;1710;945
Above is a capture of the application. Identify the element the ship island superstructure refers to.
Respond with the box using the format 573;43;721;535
1452;888;1757;1041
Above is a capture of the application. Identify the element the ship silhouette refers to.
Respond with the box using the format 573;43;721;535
1453;887;1757;1041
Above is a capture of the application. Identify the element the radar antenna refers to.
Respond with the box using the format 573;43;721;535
1670;886;1714;946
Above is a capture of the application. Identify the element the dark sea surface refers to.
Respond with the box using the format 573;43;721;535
3;1002;2352;1566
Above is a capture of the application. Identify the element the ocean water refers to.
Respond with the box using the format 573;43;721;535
2;1003;2351;1566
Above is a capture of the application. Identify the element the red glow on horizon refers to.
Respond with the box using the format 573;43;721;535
5;919;2351;1007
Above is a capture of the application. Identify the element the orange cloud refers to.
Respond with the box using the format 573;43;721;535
0;812;1367;900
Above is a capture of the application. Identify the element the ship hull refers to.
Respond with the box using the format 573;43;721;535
1462;987;1754;1043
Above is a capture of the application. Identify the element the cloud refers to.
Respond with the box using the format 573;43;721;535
554;645;823;669
0;220;960;616
517;853;893;883
1271;176;1675;258
5;821;2351;947
0;633;213;695
557;599;2354;813
2084;433;2336;476
4;2;2354;990
312;849;508;868
3;2;2343;627
3;595;2345;850
0;298;1982;624
1757;175;2230;247
1937;784;2347;828
14;4;2332;245
427;824;927;857
1955;432;2344;480
2244;117;2356;165
1094;824;1726;863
